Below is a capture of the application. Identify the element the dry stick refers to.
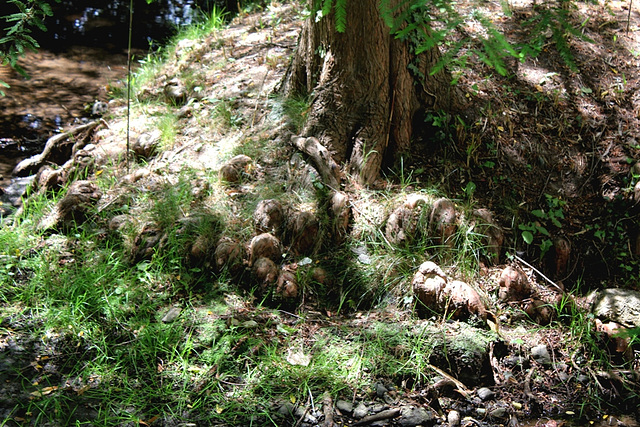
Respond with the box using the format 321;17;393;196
523;366;536;401
513;254;564;294
353;408;401;426
427;364;471;399
293;406;310;427
627;0;633;34
322;392;337;427
126;0;134;172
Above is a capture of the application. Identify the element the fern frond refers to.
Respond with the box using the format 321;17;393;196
321;0;332;20
334;0;347;33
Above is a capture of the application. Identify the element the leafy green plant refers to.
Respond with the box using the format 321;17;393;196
377;0;591;77
519;194;566;257
0;0;61;93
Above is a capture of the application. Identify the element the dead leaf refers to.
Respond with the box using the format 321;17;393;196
30;386;58;397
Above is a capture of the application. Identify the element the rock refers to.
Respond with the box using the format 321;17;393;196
489;407;508;419
287;210;319;255
592;288;640;327
252;257;278;286
530;344;551;365
472;208;504;264
477;387;495;401
336;400;353;414
498;266;531;302
398;406;434;427
249;233;282;265
254;199;285;235
133;130;161;159
353;402;368;419
430;198;457;246
375;382;388;397
38;180;102;231
161;307;182;323
447;410;461;427
214;237;245;273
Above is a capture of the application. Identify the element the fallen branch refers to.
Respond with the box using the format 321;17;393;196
513;254;565;294
322;392;337;427
427;364;471;399
353;408;401;426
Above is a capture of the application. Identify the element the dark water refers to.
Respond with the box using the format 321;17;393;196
39;0;238;51
0;0;237;190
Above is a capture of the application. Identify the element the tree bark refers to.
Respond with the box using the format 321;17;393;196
280;0;462;185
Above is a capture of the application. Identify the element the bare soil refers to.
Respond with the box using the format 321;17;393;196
0;46;129;185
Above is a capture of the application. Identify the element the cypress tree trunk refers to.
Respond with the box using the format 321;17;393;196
280;0;462;186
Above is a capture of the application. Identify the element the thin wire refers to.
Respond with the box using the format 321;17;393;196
126;0;134;172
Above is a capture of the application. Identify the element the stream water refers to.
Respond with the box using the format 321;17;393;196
0;0;229;192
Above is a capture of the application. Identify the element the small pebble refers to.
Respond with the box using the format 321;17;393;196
336;400;353;414
353;402;368;419
477;387;495;401
531;344;552;365
490;407;508;418
447;410;461;426
375;382;388;397
161;307;182;323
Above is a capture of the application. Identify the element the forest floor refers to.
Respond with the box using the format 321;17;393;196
1;1;640;426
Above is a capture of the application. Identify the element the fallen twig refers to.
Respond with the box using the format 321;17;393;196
427;364;471;399
322;392;337;427
353;408;401;426
513;254;565;294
